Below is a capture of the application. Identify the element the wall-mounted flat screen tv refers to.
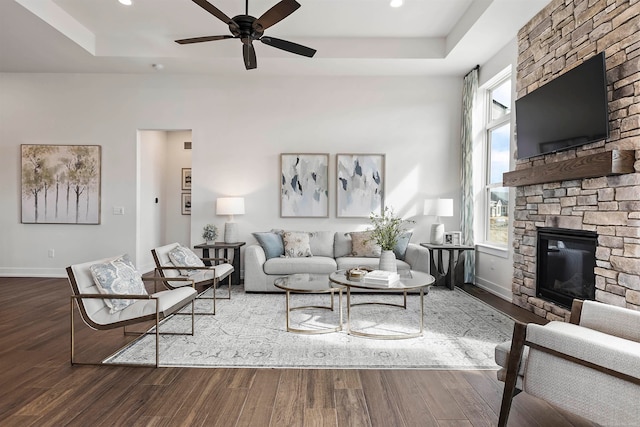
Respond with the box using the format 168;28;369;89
515;52;609;160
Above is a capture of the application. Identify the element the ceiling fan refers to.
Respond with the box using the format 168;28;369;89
176;0;317;70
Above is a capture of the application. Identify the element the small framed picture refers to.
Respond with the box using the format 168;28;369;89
444;231;462;246
181;193;191;215
181;168;192;190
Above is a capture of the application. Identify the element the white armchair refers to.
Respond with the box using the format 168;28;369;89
151;243;234;315
67;255;197;367
496;299;640;426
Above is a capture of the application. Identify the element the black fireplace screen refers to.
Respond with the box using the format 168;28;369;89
536;228;597;308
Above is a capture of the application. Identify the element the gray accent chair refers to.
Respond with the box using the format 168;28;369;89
67;255;197;368
496;299;640;426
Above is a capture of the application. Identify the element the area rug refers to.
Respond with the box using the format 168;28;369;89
105;286;514;369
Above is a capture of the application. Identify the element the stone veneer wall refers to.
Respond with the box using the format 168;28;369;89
512;0;640;320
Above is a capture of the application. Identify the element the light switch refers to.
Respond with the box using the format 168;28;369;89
113;206;125;215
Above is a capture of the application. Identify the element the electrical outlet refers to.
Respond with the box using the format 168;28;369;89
48;249;55;258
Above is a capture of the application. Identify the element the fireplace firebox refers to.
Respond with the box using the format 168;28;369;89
536;228;597;308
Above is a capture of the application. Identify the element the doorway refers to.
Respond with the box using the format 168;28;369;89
136;130;192;272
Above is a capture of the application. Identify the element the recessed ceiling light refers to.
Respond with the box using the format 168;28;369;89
119;0;132;5
152;63;164;71
390;0;403;7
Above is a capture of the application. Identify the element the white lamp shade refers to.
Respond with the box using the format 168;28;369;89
424;198;454;217
216;197;245;216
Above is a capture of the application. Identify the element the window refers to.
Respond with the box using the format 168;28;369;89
483;77;511;247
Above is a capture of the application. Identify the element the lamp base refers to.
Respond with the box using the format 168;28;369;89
430;223;445;245
224;222;238;243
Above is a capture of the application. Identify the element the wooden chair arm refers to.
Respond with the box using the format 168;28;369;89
72;293;155;300
200;257;230;263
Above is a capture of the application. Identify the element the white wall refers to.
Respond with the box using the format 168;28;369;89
0;73;462;277
474;38;518;300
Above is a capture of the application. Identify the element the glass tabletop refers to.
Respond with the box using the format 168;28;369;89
274;274;345;292
329;269;435;290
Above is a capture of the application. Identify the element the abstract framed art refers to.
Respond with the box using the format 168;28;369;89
280;153;329;217
21;144;101;224
336;153;384;218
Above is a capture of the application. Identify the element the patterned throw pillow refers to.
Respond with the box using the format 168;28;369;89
90;254;148;314
168;245;205;275
282;231;313;258
349;231;381;257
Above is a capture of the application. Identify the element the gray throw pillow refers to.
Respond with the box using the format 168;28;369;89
253;231;285;259
90;254;147;314
393;232;413;260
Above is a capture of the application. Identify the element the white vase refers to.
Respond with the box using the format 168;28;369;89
379;250;397;272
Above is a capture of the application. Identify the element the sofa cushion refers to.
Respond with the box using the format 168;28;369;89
252;231;284;259
309;231;335;257
337;256;411;271
264;256;337;275
394;232;413;260
334;232;352;258
282;231;313;258
349;231;381;257
89;254;148;314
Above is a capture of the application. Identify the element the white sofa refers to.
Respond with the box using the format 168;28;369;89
244;231;430;292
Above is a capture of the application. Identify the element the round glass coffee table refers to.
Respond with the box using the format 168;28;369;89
274;274;345;334
329;269;435;339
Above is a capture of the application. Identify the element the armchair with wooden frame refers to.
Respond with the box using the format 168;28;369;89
496;299;640;426
151;243;234;315
67;255;198;368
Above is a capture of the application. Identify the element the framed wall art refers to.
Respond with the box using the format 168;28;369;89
336;153;384;218
181;193;191;215
280;153;329;217
181;168;192;190
21;144;101;224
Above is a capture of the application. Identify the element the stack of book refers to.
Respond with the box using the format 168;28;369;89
363;270;400;286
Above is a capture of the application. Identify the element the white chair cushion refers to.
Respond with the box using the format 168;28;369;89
579;300;640;343
90;286;197;325
89;254;147;314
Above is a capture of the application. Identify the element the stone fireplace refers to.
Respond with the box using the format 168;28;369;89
509;0;640;320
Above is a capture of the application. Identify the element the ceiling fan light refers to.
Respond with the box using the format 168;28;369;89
118;0;132;6
390;0;403;7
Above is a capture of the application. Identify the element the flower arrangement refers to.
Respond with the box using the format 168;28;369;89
368;207;414;250
202;224;218;243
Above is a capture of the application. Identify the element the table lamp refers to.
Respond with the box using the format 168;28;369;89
216;197;245;243
424;198;453;245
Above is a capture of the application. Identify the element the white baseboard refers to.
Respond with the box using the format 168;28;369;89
474;277;513;302
0;267;67;278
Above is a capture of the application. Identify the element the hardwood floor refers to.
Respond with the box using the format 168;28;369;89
0;277;596;426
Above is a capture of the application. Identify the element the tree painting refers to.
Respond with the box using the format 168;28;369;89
21;145;101;224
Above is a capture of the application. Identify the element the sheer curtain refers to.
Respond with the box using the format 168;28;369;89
461;67;478;283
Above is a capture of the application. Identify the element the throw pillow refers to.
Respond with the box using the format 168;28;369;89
393;232;413;260
282;231;313;258
168;245;205;275
349;231;381;257
90;254;148;314
253;231;284;259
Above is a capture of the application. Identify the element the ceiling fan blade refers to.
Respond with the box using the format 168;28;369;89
175;35;234;44
260;37;316;57
242;40;257;70
253;0;300;31
192;0;239;30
